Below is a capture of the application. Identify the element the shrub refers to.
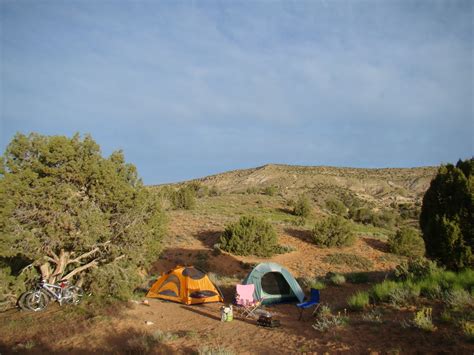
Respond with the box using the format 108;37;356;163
327;272;346;286
362;308;383;323
394;258;439;281
325;198;347;216
263;185;278;196
219;216;279;257
312;306;349;332
171;186;196;209
388;228;425;258
461;321;474;342
208;186;220;196
323;253;373;270
372;280;399;302
246;186;259;194
412;308;437;332
444;289;474;311
347;291;370;311
420;158;473;269
294;195;311;218
389;281;420;307
312;216;355;248
310;280;326;290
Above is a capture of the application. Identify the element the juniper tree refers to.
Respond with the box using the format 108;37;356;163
420;158;473;269
0;133;165;304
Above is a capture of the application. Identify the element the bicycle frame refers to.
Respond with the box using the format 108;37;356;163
36;280;70;304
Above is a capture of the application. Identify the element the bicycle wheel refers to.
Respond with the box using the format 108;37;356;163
17;291;34;311
26;290;49;311
65;286;84;305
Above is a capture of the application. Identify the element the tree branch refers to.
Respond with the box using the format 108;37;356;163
62;259;99;280
67;247;99;265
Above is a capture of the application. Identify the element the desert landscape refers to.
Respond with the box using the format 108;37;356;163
2;164;473;354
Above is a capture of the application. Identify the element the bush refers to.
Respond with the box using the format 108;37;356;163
327;272;346;286
347;291;370;311
171;186;196;209
372;280;399;302
388;228;425;258
219;216;279;257
294;195;311;218
312;306;349;332
312;216;355;248
263;185;278;196
394;258;439;280
325;198;347;216
420;158;473;269
412;307;437;332
444;289;474;311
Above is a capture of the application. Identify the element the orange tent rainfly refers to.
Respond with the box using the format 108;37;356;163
146;265;224;305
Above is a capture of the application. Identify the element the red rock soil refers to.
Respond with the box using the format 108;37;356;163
0;211;472;354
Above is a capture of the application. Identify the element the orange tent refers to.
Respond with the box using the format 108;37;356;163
146;266;224;305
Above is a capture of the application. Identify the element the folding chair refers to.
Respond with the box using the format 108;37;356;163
296;288;320;320
235;284;264;319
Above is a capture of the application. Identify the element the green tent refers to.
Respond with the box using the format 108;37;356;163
242;262;304;305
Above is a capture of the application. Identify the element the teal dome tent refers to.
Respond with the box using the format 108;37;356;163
242;262;304;305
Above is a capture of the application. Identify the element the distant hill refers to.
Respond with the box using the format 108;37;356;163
180;164;438;208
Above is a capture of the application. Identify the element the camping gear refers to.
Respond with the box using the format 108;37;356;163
257;314;281;328
296;288;321;320
242;262;304;305
220;305;233;322
235;284;265;318
146;265;224;305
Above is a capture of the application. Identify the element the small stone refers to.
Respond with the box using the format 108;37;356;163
145;320;154;325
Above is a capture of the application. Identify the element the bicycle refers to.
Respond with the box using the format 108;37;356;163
18;279;84;312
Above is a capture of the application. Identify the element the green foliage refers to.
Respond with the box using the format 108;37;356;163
263;185;278;196
461;321;474;342
293;195;311;218
171;186;196;209
420;158;473;269
312;306;349;332
444;289;474;311
219;216;279;257
312;216;355;248
394;258;439;280
325;198;347;216
388;227;425;257
310;280;326;290
372;280;400;302
322;253;374;270
0;133;165;306
350;207;398;229
347;291;370;311
327;272;346;286
246;186;259;194
412;308;437;332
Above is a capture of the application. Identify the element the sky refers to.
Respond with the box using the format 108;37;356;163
1;0;473;184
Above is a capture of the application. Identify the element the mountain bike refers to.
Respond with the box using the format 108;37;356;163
18;279;84;312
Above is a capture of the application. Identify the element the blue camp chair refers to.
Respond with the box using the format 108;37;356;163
296;288;320;320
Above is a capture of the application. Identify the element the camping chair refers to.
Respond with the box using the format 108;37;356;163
296;288;320;320
235;284;264;319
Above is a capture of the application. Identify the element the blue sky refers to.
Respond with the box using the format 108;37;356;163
1;1;473;184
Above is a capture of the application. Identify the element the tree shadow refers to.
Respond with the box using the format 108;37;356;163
149;247;248;280
362;237;389;252
194;230;222;249
284;227;313;244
